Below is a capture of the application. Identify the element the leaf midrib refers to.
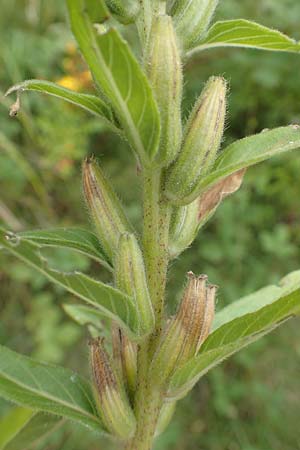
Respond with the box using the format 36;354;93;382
0;370;99;425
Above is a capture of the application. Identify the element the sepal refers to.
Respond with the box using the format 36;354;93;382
165;76;227;205
150;272;216;383
168;0;219;49
147;14;183;166
82;157;132;260
115;233;155;335
89;338;136;439
112;324;137;398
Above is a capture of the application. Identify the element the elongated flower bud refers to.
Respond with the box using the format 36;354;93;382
169;199;200;258
147;15;183;166
168;0;219;49
105;0;139;23
115;233;155;335
82;157;132;260
150;272;216;383
89;337;136;439
165;76;227;205
112;323;137;398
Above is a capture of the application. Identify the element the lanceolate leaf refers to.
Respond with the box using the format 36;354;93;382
66;0;160;163
63;304;105;330
182;125;300;203
187;19;300;57
18;227;112;270
0;346;104;433
167;271;300;400
5;80;119;131
0;407;63;450
0;229;141;337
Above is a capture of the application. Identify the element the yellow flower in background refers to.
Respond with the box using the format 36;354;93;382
56;71;92;92
57;42;93;92
56;75;81;91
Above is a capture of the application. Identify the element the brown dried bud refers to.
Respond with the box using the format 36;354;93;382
150;272;216;383
89;338;136;440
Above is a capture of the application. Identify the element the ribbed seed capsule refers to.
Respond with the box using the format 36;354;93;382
114;233;155;335
82;157;132;261
150;272;216;383
89;338;136;440
147;15;183;166
112;323;137;398
165;76;227;205
168;0;219;49
105;0;139;23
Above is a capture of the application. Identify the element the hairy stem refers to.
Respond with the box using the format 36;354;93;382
142;168;171;334
125;168;171;450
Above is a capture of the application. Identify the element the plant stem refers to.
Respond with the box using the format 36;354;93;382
125;168;171;450
142;168;171;335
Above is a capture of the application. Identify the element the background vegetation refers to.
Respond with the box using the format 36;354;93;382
0;0;299;449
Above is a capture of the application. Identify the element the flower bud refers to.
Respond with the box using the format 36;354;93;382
105;0;139;24
114;233;155;335
89;337;136;439
169;198;200;258
112;323;137;398
147;15;183;166
165;76;227;205
82;156;132;260
168;0;219;49
150;272;216;383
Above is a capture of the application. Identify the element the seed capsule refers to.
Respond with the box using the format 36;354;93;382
165;76;227;205
112;324;137;399
168;0;219;49
147;14;183;166
150;272;216;383
82;157;132;260
114;233;155;335
89;337;136;439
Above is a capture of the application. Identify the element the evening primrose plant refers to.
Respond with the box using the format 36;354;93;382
1;1;300;449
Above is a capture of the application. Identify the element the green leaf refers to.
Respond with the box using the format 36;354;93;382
185;125;300;203
167;271;300;400
63;304;105;330
66;0;160;164
0;407;62;450
0;345;104;433
0;407;34;449
5;80;118;129
0;228;142;337
84;0;110;22
187;19;300;57
18;227;112;270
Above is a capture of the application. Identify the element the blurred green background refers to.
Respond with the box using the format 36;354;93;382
0;0;300;449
